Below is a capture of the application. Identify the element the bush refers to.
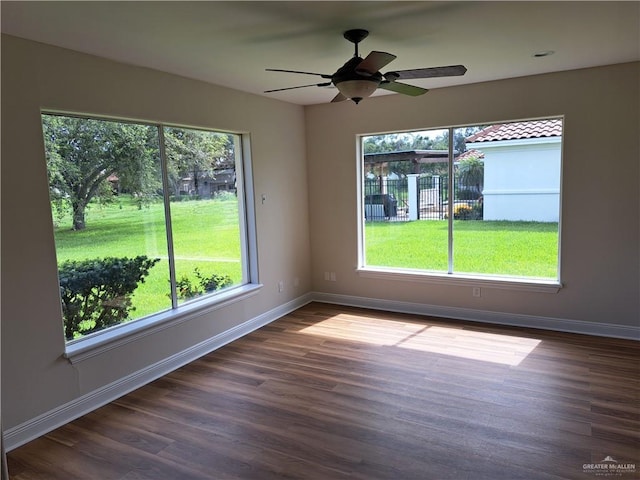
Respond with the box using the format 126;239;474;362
58;256;159;340
213;190;237;201
471;201;483;220
175;267;233;301
453;204;473;219
445;202;483;220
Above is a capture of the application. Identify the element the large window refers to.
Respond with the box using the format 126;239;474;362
42;113;254;343
359;118;562;286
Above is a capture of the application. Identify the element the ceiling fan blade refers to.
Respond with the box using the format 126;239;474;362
379;81;428;96
265;82;331;93
386;65;467;80
331;92;348;103
356;51;397;76
266;68;332;79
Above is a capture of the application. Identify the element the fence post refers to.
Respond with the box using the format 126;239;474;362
433;175;441;215
407;174;419;221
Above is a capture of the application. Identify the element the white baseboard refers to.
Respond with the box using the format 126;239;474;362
312;292;640;340
5;290;637;451
4;293;313;451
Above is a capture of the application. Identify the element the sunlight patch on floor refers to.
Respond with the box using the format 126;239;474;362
299;315;541;366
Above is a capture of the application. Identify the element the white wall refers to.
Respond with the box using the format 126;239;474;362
471;137;562;222
1;35;311;437
305;62;639;331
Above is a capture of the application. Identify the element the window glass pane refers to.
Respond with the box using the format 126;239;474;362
363;128;450;272
42;114;252;343
42;114;171;341
360;119;561;282
164;127;244;304
454;120;561;279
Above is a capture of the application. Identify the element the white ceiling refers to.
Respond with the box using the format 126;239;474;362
1;1;638;106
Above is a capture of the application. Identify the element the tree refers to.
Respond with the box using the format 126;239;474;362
163;127;233;197
364;128;486;156
457;155;484;197
363;132;438;154
42;115;159;230
430;128;481;153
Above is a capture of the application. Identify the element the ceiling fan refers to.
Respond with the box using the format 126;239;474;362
265;29;467;104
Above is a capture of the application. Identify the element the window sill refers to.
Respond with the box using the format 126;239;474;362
357;267;561;293
64;283;263;364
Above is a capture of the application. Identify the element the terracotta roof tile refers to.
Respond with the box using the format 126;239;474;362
456;149;484;161
466;119;562;142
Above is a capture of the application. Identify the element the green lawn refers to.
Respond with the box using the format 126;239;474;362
365;220;559;279
53;195;242;319
53;198;558;335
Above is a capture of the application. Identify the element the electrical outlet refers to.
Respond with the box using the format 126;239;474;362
473;287;481;298
324;271;331;281
330;272;336;281
278;280;284;292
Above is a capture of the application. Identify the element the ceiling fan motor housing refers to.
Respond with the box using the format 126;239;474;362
332;56;382;103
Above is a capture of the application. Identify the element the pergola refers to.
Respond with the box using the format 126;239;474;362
363;149;459;175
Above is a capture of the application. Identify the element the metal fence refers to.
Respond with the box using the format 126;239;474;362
364;176;444;220
417;175;447;220
364;176;481;221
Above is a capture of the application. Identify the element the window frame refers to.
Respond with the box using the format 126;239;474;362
356;118;563;294
41;111;261;362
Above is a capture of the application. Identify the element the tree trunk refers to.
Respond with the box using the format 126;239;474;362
193;167;199;196
72;200;86;230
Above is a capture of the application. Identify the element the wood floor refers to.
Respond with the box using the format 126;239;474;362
7;303;640;479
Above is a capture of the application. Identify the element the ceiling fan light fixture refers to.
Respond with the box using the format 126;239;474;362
335;79;379;103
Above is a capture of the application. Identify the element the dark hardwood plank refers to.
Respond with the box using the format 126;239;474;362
8;303;640;479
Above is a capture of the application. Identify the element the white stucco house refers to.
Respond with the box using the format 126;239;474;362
466;119;562;222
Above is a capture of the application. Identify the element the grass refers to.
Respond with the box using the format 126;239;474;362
52;197;559;336
365;220;559;279
53;195;242;319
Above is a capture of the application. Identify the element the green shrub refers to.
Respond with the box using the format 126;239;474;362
175;267;233;301
446;202;483;220
58;256;159;340
213;190;237;201
176;275;201;300
453;204;473;220
471;201;483;220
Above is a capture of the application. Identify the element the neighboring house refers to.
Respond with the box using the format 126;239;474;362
466;119;562;222
179;168;236;197
108;170;237;198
